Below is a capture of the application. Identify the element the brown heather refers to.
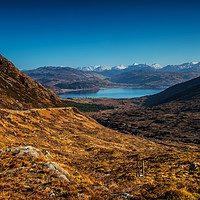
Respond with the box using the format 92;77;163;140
0;55;199;199
0;107;199;199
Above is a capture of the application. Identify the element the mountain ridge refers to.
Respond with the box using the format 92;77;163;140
24;61;200;94
0;55;65;109
24;66;114;94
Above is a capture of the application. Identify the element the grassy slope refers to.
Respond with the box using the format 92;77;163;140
0;108;199;199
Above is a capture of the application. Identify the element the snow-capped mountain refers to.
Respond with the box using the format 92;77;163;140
151;63;163;69
77;65;112;72
160;61;200;72
126;63;156;71
78;61;200;74
112;65;128;70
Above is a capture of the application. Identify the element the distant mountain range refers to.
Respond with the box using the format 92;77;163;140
24;61;200;94
160;61;200;73
78;61;200;73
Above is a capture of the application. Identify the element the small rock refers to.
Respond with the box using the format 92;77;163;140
111;193;136;199
5;114;13;120
42;162;74;183
12;131;17;136
189;163;197;171
92;186;109;191
42;150;53;159
49;192;55;197
23;118;28;122
77;193;85;198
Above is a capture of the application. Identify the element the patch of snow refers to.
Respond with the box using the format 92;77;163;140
151;63;163;69
112;65;128;70
192;61;199;65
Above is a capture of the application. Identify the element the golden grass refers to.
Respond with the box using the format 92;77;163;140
0;108;199;199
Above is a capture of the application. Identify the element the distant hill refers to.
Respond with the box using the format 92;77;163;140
143;75;200;107
77;62;200;89
160;61;200;73
24;66;114;94
78;61;200;74
0;55;65;109
23;61;200;92
110;70;199;89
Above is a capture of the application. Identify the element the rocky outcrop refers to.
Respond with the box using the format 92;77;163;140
0;146;74;183
42;162;74;183
0;146;52;159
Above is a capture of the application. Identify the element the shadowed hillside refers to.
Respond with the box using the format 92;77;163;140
110;70;199;89
143;76;200;107
0;55;65;109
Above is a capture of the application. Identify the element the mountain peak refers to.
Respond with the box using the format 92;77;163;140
78;65;112;72
151;63;163;69
191;61;199;65
112;65;128;70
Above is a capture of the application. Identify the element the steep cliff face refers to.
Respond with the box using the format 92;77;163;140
0;55;65;109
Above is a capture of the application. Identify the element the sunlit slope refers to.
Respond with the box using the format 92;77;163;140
0;54;65;109
0;108;199;199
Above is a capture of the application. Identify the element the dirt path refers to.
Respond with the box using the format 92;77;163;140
0;107;72;113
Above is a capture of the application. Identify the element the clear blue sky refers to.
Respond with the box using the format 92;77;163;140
1;0;200;69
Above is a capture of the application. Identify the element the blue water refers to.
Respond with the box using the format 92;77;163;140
59;88;163;98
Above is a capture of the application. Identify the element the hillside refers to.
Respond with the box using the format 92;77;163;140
143;75;200;107
89;76;200;145
24;66;114;94
110;70;199;89
160;61;200;73
0;55;65;109
0;56;199;199
0;107;199;199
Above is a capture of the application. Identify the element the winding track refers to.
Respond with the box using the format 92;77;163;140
0;107;72;113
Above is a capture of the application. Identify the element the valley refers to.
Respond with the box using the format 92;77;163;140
0;103;199;199
0;55;199;199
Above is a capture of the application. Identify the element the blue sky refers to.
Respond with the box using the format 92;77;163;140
1;0;200;69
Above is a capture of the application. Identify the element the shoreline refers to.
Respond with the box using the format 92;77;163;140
60;85;166;94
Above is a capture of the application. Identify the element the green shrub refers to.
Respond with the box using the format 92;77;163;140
62;100;114;112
